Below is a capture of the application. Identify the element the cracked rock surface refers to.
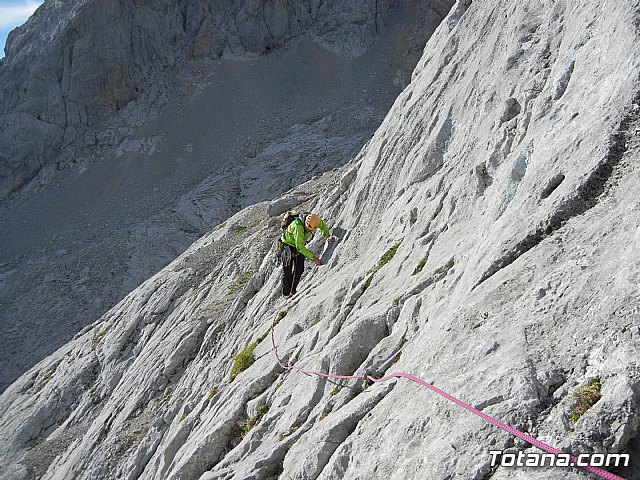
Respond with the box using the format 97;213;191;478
1;1;640;479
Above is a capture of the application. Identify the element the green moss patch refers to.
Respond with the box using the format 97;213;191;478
364;240;402;290
413;253;429;275
229;342;258;382
229;271;253;295
241;403;269;437
207;387;218;401
571;379;602;422
92;324;112;347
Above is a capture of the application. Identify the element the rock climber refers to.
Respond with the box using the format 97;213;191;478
280;212;335;297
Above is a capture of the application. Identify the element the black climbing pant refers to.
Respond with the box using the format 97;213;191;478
282;247;304;296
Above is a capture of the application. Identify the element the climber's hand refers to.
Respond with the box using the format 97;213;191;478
312;257;323;266
327;236;336;245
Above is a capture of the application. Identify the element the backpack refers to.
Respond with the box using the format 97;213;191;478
280;210;304;230
277;211;306;266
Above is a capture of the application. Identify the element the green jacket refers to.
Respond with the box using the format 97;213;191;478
281;216;330;260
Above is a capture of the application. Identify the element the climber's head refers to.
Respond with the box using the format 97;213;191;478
305;213;320;231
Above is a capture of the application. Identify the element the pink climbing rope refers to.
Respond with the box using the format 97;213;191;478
269;313;625;480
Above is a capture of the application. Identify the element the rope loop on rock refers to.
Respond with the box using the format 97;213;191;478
269;312;625;480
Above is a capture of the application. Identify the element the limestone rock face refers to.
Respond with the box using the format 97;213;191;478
1;1;640;480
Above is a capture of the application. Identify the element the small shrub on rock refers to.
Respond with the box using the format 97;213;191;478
571;379;602;422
